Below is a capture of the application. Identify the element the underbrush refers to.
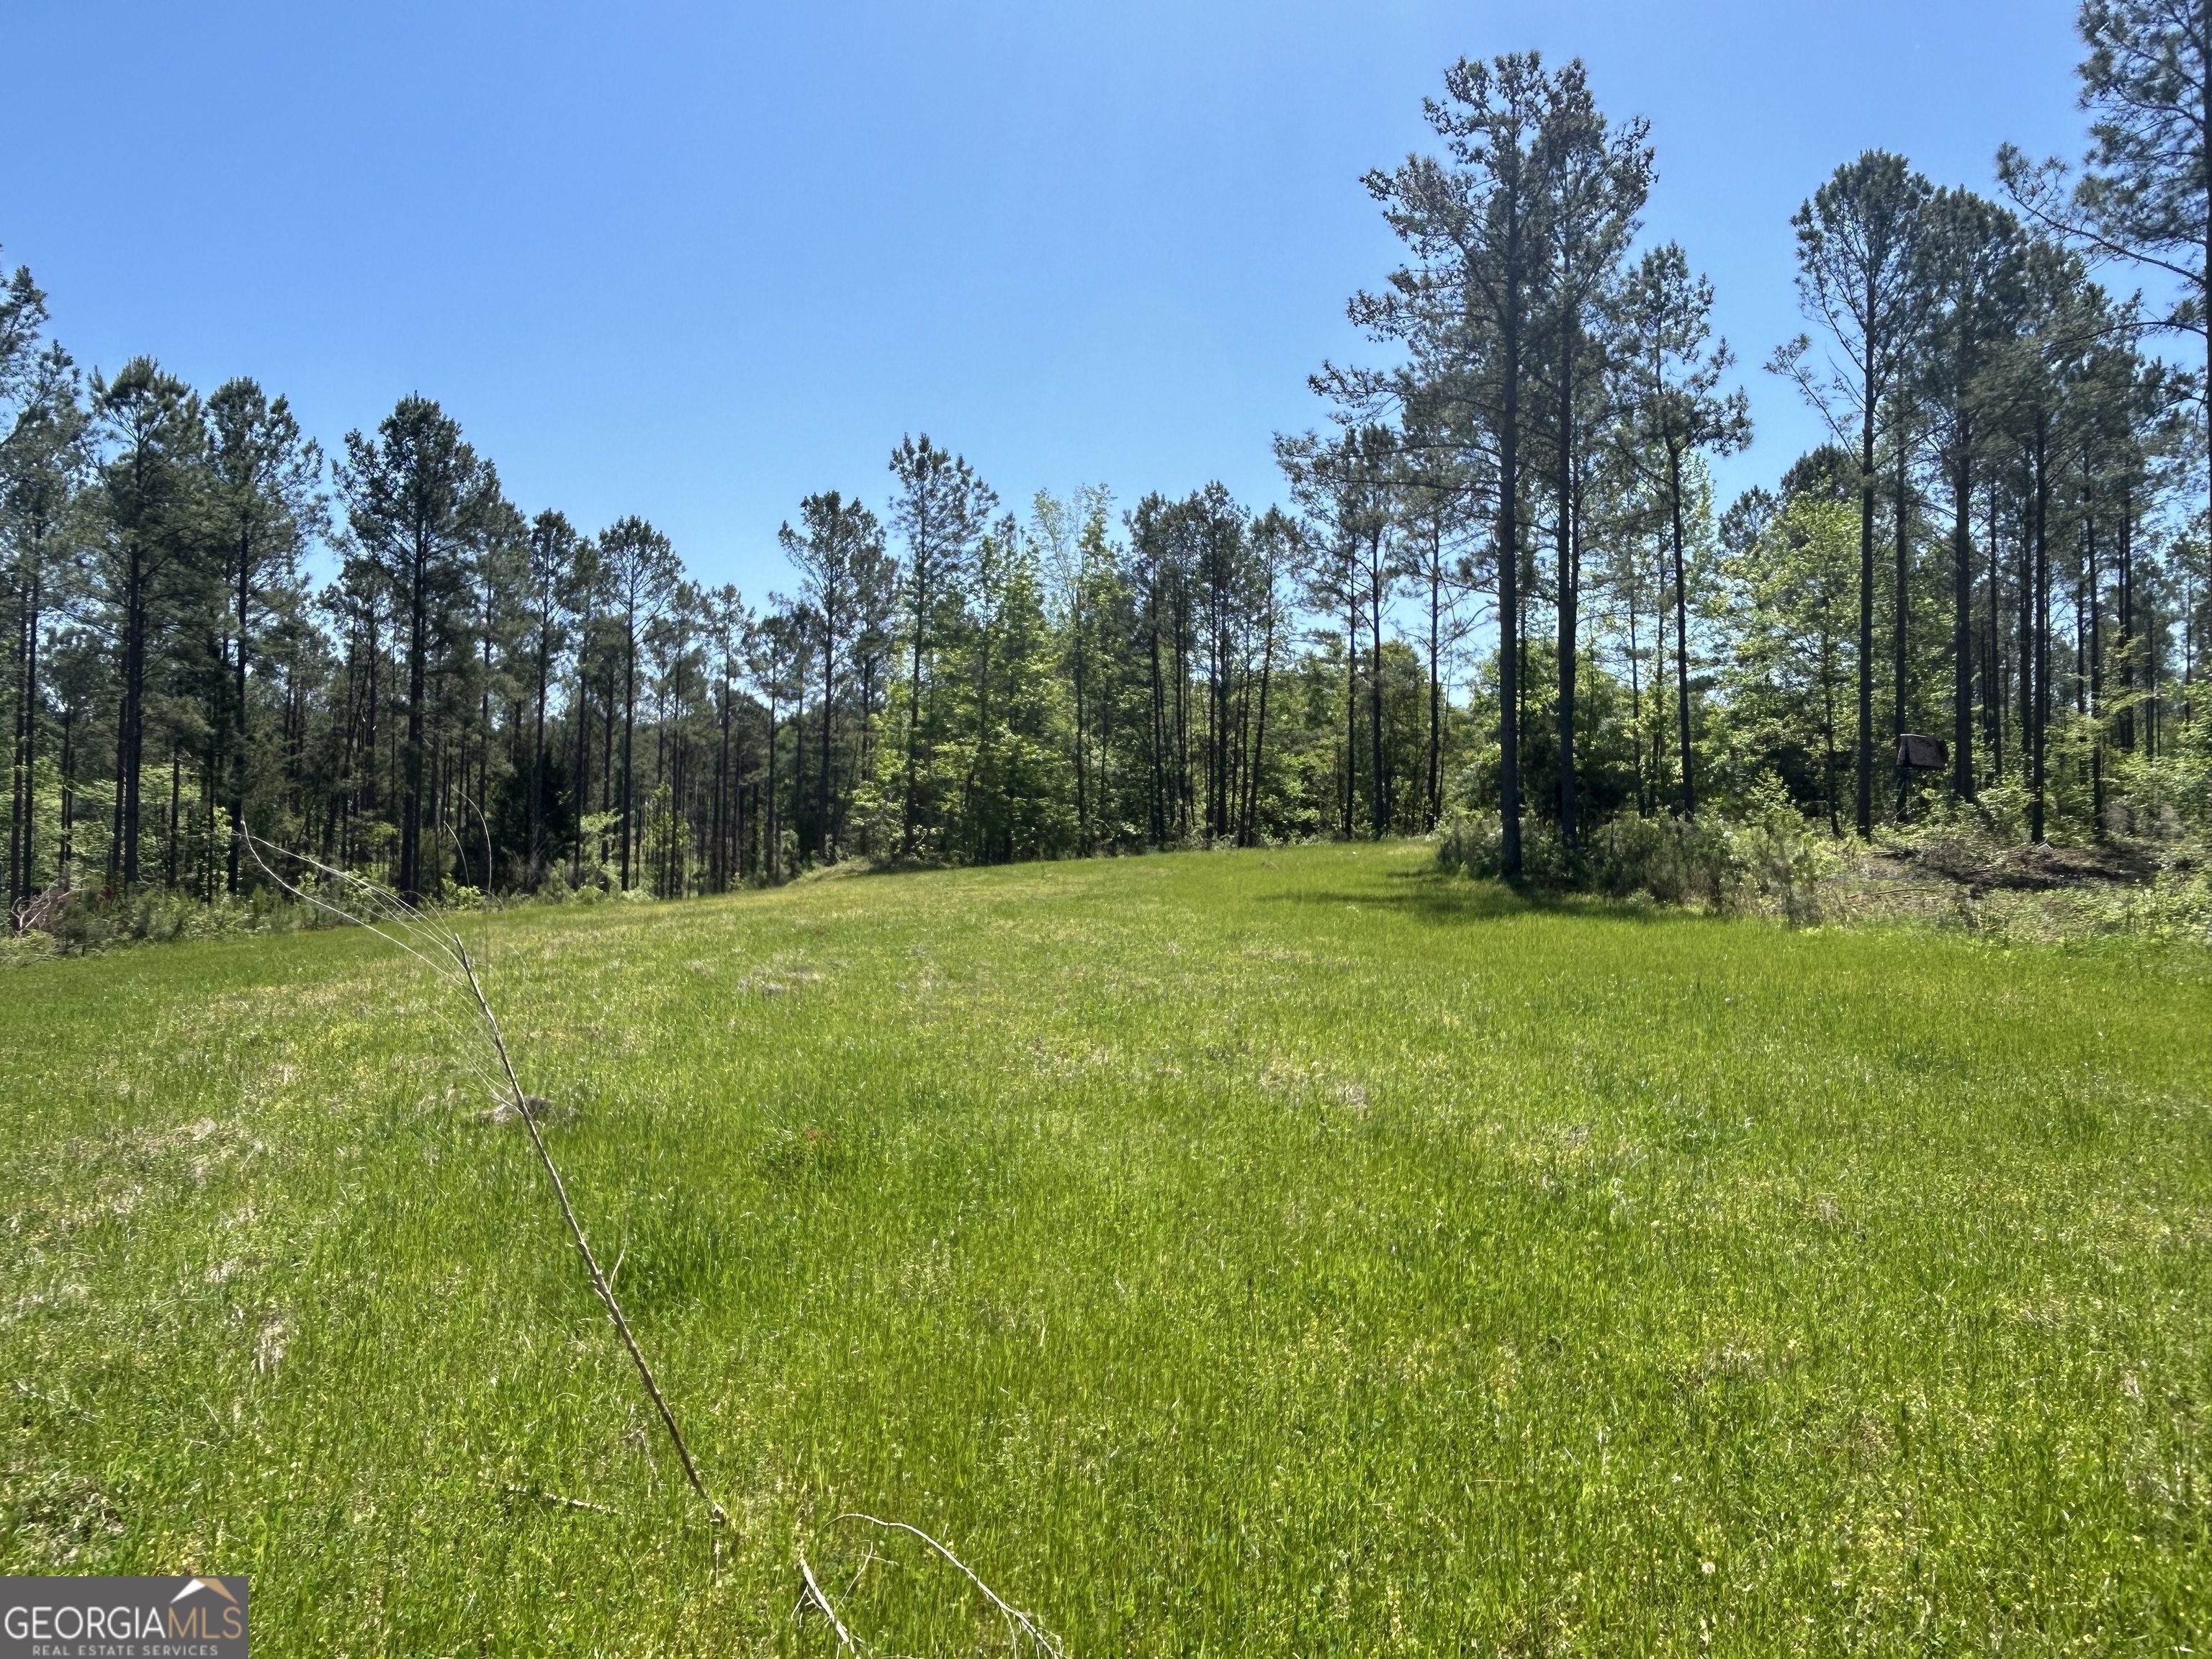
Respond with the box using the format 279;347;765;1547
1437;786;2212;947
1;874;668;966
1;886;330;964
1437;780;1836;923
1847;814;2212;946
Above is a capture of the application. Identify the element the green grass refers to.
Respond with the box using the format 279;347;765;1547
3;843;2208;1655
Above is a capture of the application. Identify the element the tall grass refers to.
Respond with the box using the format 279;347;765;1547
2;842;2208;1652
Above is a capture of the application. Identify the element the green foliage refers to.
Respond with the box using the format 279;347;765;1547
1439;778;1838;922
1714;491;1860;827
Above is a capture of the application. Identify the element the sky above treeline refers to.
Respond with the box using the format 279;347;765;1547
4;1;2095;592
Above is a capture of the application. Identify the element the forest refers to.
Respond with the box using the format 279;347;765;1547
4;1;2208;919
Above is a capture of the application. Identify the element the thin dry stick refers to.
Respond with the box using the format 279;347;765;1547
835;1513;1064;1658
241;832;728;1537
453;930;728;1530
797;1553;865;1653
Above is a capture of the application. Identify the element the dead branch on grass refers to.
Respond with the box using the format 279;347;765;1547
833;1512;1066;1657
240;831;729;1540
796;1553;866;1653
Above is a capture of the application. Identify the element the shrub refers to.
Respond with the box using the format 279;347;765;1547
1437;783;1837;923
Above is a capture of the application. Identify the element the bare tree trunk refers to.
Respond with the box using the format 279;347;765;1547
1498;248;1524;874
1668;440;1696;819
1856;306;1876;837
1951;446;1974;799
1368;532;1388;839
2087;511;2104;834
1555;326;1578;845
1426;530;1444;832
2031;432;2050;844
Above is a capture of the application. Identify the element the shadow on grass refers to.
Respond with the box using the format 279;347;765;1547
1263;866;1727;930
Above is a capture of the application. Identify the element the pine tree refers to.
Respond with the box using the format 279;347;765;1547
337;396;502;901
886;436;992;857
1618;245;1751;819
91;359;207;889
596;516;679;890
1776;152;1931;835
204;379;323;892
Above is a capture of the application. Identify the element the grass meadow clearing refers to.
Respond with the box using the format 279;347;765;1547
3;842;2209;1655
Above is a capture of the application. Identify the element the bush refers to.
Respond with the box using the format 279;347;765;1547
19;885;325;958
2108;749;2212;840
1437;782;1837;923
1434;809;1506;879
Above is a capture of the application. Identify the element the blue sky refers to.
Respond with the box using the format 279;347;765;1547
4;1;2091;593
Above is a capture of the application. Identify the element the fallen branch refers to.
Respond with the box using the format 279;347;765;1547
834;1513;1064;1657
240;830;728;1540
797;1552;865;1653
454;927;727;1531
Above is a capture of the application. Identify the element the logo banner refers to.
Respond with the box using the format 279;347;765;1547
1;1577;248;1658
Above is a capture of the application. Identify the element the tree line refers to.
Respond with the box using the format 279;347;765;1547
5;0;2209;914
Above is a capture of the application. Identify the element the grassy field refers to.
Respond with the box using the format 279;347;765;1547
3;842;2208;1655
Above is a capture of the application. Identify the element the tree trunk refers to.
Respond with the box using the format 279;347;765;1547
1556;318;1578;845
1496;203;1524;876
2031;431;2050;844
818;610;835;863
1246;597;1276;846
1856;346;1876;837
620;603;638;890
1368;534;1387;839
1344;595;1359;840
8;558;39;906
1427;533;1444;832
1668;439;1695;819
2087;511;2104;834
902;561;927;858
1892;436;1910;819
400;526;429;903
229;526;251;895
1951;445;1974;799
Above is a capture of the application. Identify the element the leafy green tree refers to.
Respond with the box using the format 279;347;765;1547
1124;490;1195;843
945;512;1072;862
1354;53;1568;875
748;601;808;880
1385;428;1480;830
1240;505;1301;843
1179;482;1256;846
1534;66;1650;843
1719;484;1861;830
1280;431;1394;839
1984;240;2105;841
702;583;752;889
518;510;581;885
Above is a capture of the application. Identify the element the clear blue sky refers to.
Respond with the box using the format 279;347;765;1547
4;1;2090;593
